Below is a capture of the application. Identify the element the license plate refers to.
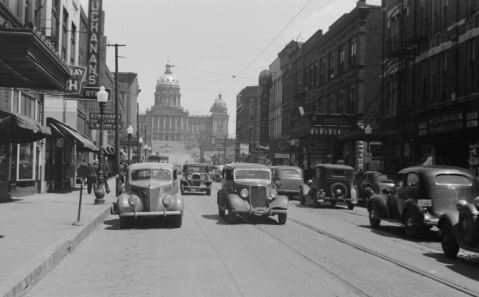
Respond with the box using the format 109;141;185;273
418;199;432;207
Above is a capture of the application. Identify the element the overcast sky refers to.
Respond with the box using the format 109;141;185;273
80;0;381;135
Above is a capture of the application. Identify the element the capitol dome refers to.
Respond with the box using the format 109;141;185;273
156;63;179;88
210;94;227;113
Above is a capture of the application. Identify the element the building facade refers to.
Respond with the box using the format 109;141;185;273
235;86;260;163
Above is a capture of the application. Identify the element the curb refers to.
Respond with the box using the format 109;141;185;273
4;204;112;297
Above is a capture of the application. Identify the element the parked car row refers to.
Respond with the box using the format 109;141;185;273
111;160;479;259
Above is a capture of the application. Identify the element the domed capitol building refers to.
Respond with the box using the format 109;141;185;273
140;63;229;164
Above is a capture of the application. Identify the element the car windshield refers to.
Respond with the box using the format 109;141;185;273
331;169;348;177
435;174;471;185
131;168;172;181
235;169;271;180
186;166;207;173
281;169;301;177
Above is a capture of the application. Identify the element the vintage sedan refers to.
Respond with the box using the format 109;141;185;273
112;163;184;229
180;163;212;195
368;165;477;238
299;164;358;210
437;172;479;258
359;171;396;206
217;163;289;224
271;165;303;200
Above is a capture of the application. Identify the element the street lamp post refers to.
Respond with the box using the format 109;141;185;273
138;137;143;162
127;125;133;165
94;86;109;205
248;126;253;163
144;144;148;162
365;124;372;171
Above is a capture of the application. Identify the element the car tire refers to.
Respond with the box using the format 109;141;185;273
330;201;337;208
368;204;381;228
278;213;287;225
218;207;225;217
172;215;182;228
404;211;423;238
441;222;459;258
347;203;355;210
459;209;477;245
299;192;306;205
228;208;237;224
119;217;133;229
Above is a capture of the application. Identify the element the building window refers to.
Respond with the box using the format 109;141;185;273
339;46;345;74
350;39;357;68
319;58;325;85
61;8;68;60
328;52;335;79
327;94;334;113
51;0;60;49
338;89;344;113
313;61;318;87
17;142;35;181
70;23;76;65
348;85;355;114
440;52;447;102
34;0;41;29
467;39;475;94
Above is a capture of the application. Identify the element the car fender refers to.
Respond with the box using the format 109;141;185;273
438;213;458;231
299;184;310;196
369;194;388;218
116;193;144;212
271;195;289;209
227;193;249;210
350;186;358;203
403;199;424;224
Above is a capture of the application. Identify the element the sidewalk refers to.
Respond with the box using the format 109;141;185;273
0;179;118;297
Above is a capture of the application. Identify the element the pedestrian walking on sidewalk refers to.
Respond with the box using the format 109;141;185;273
87;159;99;194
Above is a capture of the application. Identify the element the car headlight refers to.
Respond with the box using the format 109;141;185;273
128;194;139;206
187;175;192;180
162;194;173;206
240;188;249;198
269;188;278;200
335;188;343;196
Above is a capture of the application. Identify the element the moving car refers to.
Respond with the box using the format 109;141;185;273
180;163;212;195
359;171;396;206
271;165;303;200
217;163;289;224
368;165;476;238
299;164;358;210
112;162;184;229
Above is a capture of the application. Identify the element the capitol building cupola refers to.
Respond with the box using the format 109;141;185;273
154;62;181;107
209;93;228;114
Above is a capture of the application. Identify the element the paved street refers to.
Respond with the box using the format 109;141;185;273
25;184;479;297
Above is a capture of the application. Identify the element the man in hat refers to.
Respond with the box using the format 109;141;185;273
103;156;111;194
87;159;99;194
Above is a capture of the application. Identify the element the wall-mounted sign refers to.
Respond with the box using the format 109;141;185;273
86;0;103;87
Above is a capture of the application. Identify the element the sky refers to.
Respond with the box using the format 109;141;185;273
80;0;381;136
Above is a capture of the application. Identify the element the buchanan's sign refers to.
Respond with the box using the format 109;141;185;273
86;0;103;87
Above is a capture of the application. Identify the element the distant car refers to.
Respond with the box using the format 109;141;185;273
271;165;303;199
112;162;184;229
180;163;212;195
359;171;396;206
368;165;477;239
299;164;358;210
436;170;479;258
217;163;289;224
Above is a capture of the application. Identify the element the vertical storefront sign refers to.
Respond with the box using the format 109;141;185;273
87;0;103;87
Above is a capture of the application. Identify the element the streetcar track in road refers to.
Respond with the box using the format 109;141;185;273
237;214;371;297
284;218;479;297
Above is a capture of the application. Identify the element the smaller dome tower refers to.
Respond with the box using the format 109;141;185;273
210;93;228;114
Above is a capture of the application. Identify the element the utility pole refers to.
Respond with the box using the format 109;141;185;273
107;43;126;196
137;102;140;163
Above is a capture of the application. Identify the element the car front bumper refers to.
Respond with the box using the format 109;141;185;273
315;197;358;204
118;210;182;217
231;207;287;216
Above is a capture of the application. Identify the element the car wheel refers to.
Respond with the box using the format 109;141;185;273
299;192;306;205
278;213;287;225
368;204;381;228
441;222;459;258
218;207;225;217
347;203;355;210
119;217;133;229
228;208;237;224
459;209;477;245
404;211;423;238
172;215;182;228
330;201;337;208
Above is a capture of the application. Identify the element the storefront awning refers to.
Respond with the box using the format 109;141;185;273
47;118;98;152
0;109;51;143
0;28;70;90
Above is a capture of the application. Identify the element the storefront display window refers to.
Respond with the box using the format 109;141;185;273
17;143;35;180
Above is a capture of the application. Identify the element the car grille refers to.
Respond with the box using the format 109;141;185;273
191;174;201;186
141;187;161;211
250;186;267;208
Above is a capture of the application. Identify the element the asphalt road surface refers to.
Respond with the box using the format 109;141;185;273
26;184;479;297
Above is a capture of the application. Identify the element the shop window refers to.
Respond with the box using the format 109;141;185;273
17;143;35;181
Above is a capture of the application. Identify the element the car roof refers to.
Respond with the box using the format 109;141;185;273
314;164;355;170
225;163;271;170
272;165;302;170
184;163;208;167
399;165;476;177
128;162;175;171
